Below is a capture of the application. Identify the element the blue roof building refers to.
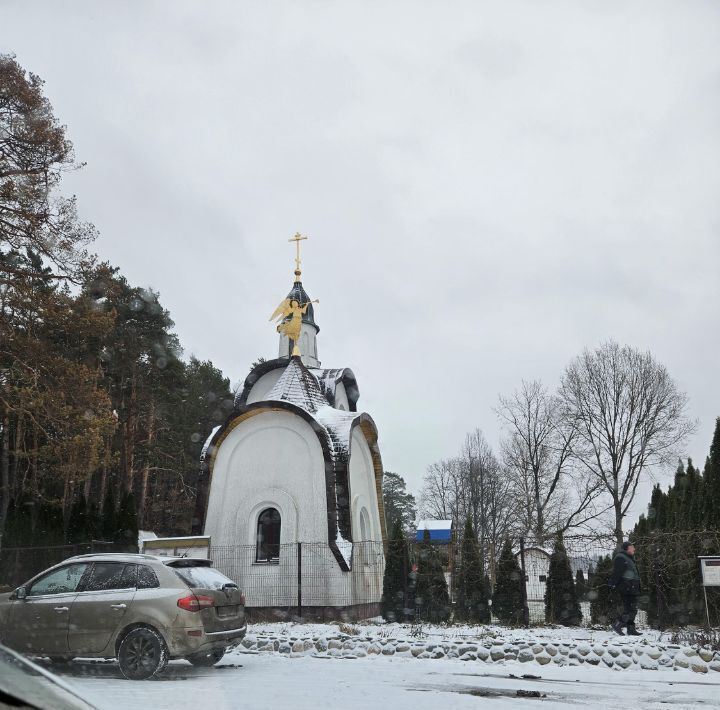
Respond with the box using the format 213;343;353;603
416;519;453;544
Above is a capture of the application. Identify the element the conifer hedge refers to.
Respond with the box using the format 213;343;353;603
544;533;582;626
492;538;524;625
455;517;491;624
381;520;410;622
414;529;450;623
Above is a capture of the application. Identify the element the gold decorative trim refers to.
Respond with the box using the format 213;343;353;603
358;419;388;548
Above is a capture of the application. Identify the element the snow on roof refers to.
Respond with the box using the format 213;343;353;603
266;357;329;413
201;425;221;460
314;405;359;462
307;367;358;409
418;520;453;531
262;358;363;466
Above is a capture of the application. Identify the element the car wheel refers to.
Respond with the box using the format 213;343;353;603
118;627;168;680
186;649;225;667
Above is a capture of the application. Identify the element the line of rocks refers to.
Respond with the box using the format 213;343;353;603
237;633;719;674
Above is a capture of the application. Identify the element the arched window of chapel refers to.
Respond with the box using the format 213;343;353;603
359;507;370;541
256;508;281;563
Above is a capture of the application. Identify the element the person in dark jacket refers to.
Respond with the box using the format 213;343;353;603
609;541;641;635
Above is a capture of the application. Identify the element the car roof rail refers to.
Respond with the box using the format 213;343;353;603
65;552;158;561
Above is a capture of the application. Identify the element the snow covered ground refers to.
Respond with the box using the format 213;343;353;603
54;653;718;710
48;622;719;710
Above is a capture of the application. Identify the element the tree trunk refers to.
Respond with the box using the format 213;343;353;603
98;438;111;512
534;477;544;544
137;399;155;528
11;415;23;497
614;501;623;548
83;470;93;500
124;368;138;494
0;414;10;540
29;422;38;501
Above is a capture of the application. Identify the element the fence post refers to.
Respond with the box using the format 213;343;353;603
297;542;302;619
519;537;530;627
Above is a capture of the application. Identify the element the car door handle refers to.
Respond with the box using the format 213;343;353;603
110;604;127;610
53;606;69;613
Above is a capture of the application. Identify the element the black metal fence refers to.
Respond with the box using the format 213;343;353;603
2;532;717;628
210;541;385;621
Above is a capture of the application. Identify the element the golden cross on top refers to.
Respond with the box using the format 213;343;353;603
289;232;308;277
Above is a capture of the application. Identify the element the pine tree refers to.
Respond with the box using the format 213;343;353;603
382;472;417;534
702;419;720;622
1;498;34;547
455;517;491;624
414;529;450;624
665;459;685;531
66;494;88;544
704;418;720;529
588;555;615;625
115;492;138;551
575;569;587;602
492;539;524;625
85;502;100;543
634;513;649;538
545;534;582;626
381;520;411;622
100;481;117;541
647;484;668;530
34;501;65;546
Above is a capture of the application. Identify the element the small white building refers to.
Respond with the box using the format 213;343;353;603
194;255;387;619
518;547;551;601
517;547;595;602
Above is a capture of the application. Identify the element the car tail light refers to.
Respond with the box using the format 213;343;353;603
239;592;246;606
177;594;214;612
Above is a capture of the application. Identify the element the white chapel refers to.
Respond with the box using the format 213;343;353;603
194;235;387;618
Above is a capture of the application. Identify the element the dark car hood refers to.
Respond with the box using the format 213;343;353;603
0;644;97;710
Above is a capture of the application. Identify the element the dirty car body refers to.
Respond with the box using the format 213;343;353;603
0;553;246;679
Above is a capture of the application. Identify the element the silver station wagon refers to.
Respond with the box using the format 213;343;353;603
0;553;246;680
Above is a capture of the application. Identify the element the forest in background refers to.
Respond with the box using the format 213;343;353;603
0;54;233;548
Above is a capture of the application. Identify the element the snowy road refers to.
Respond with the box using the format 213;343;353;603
53;653;718;710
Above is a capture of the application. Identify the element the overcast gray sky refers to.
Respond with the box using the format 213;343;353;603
2;0;719;526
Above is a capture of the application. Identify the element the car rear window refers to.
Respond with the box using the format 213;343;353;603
172;565;236;590
137;565;160;589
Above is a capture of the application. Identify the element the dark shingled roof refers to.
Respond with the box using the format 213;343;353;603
266;357;328;413
236;359;359;411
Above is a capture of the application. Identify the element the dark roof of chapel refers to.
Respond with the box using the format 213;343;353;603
265;356;329;413
236;358;359;411
286;280;318;330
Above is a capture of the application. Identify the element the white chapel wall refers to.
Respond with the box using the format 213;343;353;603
348;428;382;542
245;369;284;404
347;428;384;606
334;382;349;411
204;410;328;545
205;410;355;607
278;323;319;367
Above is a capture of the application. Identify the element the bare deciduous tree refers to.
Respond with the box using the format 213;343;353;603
497;380;604;544
420;428;514;582
558;342;696;546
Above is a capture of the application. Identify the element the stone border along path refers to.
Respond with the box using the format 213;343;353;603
236;633;720;673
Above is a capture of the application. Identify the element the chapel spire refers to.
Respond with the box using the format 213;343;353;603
290;231;307;281
268;232;321;367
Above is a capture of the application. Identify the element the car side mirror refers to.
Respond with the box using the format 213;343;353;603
15;587;27;600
